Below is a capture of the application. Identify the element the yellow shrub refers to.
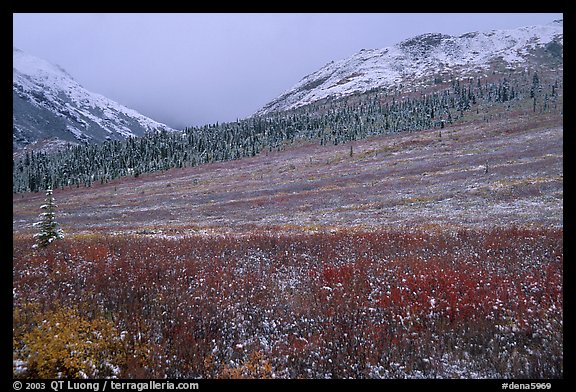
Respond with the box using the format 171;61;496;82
14;306;125;379
219;350;274;379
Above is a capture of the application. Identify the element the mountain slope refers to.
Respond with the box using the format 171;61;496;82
13;111;563;232
257;20;563;115
13;47;175;151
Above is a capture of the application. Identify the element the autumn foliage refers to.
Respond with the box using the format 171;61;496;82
13;227;562;378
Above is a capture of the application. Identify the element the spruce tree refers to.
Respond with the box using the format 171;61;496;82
33;188;64;248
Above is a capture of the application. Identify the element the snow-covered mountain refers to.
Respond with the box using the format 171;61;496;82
257;20;563;115
13;47;175;151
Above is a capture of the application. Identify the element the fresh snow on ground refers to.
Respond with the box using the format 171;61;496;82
13;47;175;145
258;20;563;114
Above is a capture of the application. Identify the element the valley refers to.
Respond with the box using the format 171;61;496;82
13;18;563;380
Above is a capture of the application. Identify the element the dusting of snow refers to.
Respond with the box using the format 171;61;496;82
13;47;176;145
258;20;562;114
13;359;27;375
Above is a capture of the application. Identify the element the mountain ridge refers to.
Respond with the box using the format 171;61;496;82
257;20;563;115
13;47;176;153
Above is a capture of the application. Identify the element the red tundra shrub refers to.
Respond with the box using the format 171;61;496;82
13;226;562;378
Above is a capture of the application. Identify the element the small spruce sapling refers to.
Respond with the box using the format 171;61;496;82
33;188;64;248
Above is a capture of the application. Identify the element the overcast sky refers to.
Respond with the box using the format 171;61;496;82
13;13;562;129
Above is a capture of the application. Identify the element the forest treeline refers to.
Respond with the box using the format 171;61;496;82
13;70;561;193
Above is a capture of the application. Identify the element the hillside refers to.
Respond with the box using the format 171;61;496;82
13;111;562;235
13;47;175;153
13;110;564;378
258;20;562;114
